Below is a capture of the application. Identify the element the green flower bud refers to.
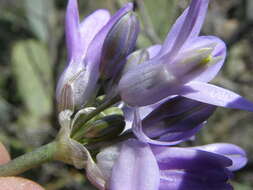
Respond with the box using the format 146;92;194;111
73;115;125;143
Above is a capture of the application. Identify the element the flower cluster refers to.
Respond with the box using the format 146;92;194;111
56;0;253;190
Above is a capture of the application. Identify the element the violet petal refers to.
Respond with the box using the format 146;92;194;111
147;44;162;59
110;139;160;190
133;107;199;146
184;36;226;82
79;9;110;57
65;0;80;60
160;170;233;190
179;81;253;111
119;60;181;106
160;0;209;58
85;3;133;70
133;96;215;145
152;147;232;170
194;143;248;171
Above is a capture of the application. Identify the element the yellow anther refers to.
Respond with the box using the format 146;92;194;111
200;55;212;66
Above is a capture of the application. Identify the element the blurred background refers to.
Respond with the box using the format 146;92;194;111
0;0;252;189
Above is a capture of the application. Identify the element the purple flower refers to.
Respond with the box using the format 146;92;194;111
131;96;216;145
104;139;247;190
118;0;253;112
56;0;134;111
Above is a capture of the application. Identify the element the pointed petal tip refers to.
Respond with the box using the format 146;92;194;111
160;0;210;57
124;2;134;9
66;0;79;23
65;0;80;59
67;0;78;9
180;82;253;112
194;143;248;171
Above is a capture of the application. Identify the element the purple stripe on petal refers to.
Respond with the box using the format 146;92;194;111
179;81;253;111
160;170;232;190
86;3;133;69
133;96;216;145
194;143;248;171
143;96;200;121
133;107;198;146
151;147;232;170
119;61;181;106
109;139;160;190
153;123;203;145
100;11;140;80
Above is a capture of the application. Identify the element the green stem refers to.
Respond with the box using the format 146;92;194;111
72;96;120;135
84;97;120;123
0;141;58;176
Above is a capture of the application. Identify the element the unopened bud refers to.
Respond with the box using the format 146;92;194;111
100;11;139;80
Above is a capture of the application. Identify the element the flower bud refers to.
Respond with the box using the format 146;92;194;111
100;11;139;80
73;115;125;143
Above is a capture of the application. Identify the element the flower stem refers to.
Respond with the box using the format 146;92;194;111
0;141;58;176
71;96;120;135
84;96;120;124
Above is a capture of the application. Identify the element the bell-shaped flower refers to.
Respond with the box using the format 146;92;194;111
56;0;134;111
105;139;247;190
132;96;216;145
118;0;253;112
